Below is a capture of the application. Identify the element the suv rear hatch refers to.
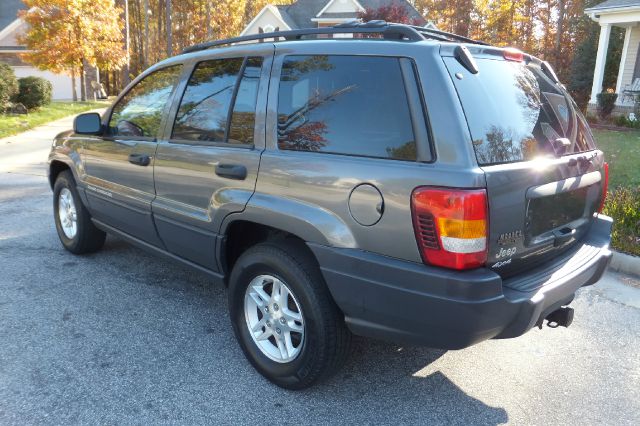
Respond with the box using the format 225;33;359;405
442;46;607;283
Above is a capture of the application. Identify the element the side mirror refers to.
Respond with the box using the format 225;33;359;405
74;112;103;135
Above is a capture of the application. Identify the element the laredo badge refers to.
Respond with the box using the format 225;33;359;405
497;230;523;246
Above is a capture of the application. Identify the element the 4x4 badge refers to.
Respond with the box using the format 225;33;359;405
497;230;523;246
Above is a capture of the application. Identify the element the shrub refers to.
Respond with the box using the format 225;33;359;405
612;114;640;129
612;115;627;127
634;94;640;118
0;62;18;112
585;112;599;124
13;76;53;110
596;92;618;119
602;187;640;256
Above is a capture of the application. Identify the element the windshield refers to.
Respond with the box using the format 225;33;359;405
444;57;596;165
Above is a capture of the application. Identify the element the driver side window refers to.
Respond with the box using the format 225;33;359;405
108;65;182;138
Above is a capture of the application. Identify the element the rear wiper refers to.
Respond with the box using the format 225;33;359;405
541;61;560;84
454;45;479;74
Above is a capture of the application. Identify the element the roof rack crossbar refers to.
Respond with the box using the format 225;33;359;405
182;22;425;54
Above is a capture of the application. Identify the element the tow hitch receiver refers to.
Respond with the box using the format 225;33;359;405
545;307;574;328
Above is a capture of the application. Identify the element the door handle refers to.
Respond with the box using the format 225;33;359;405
128;153;151;166
215;163;247;180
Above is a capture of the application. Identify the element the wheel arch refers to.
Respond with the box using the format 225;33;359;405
48;160;72;189
220;220;321;281
219;197;357;277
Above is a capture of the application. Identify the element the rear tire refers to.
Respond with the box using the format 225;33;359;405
53;170;106;254
228;240;351;389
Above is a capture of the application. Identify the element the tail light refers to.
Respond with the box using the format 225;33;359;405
411;187;488;270
598;162;609;213
503;47;524;62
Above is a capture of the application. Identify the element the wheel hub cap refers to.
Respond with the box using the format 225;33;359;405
244;274;305;363
58;188;77;239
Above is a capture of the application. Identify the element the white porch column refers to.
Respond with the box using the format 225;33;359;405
590;23;612;104
615;25;634;100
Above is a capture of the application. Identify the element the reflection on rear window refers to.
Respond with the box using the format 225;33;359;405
444;57;596;165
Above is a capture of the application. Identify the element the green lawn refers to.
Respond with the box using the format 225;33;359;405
0;101;110;139
592;129;640;256
592;129;640;189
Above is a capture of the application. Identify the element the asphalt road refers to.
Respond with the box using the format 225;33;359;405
1;114;639;425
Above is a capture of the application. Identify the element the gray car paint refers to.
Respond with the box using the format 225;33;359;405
48;38;602;279
222;41;486;263
80;63;185;248
439;44;606;279
151;49;274;270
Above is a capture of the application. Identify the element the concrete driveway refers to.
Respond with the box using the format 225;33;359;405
1;114;639;425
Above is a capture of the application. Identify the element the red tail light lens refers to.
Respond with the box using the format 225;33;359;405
411;187;488;270
503;47;524;62
598;162;609;213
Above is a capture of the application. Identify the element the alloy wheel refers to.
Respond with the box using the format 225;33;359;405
58;188;78;239
243;274;305;363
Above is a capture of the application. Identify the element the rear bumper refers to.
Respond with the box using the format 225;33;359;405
308;215;612;349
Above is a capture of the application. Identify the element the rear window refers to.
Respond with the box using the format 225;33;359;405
277;55;417;160
444;57;596;165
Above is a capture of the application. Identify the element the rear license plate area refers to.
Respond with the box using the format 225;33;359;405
526;186;590;238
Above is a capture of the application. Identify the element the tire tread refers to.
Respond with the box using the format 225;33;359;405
54;170;106;254
229;239;351;389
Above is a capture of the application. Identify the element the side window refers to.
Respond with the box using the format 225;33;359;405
172;58;243;142
108;65;182;138
172;57;263;144
277;55;417;160
228;57;263;145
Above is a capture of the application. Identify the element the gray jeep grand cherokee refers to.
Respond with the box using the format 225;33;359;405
48;22;612;389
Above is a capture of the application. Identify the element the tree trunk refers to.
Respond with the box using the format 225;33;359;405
80;61;87;102
543;0;551;60
124;0;131;85
71;67;78;102
524;0;534;51
112;70;118;95
555;0;565;70
104;69;110;96
454;1;472;37
166;0;172;57
157;0;164;63
144;0;149;67
243;0;254;27
206;1;212;39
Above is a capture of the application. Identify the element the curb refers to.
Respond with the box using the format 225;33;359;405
609;251;640;278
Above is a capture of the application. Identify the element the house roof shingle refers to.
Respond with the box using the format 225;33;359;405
274;5;300;30
585;0;640;11
0;0;25;33
276;0;426;29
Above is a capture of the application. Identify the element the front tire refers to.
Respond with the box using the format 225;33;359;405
228;241;351;389
53;170;106;254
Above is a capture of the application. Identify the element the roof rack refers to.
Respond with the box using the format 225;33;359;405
182;21;487;54
408;25;489;46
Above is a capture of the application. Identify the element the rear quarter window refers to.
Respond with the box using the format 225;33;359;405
444;57;596;165
277;55;419;161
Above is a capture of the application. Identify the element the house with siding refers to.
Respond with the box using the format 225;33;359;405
241;0;429;37
0;0;82;100
586;0;640;111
